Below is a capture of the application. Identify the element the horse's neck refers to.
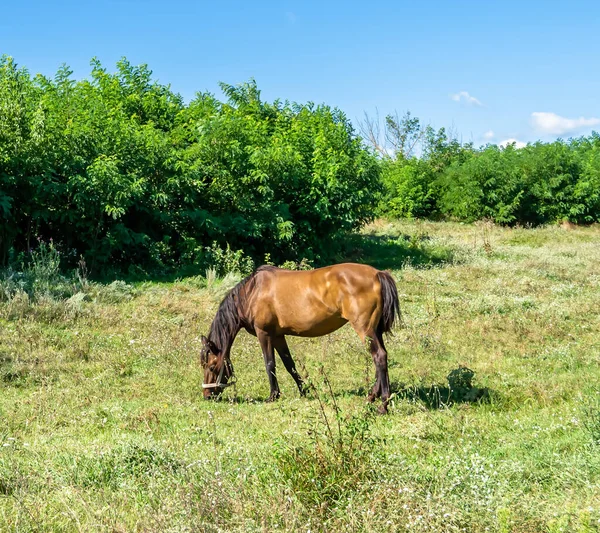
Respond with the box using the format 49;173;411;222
220;327;240;359
209;317;241;360
210;280;251;358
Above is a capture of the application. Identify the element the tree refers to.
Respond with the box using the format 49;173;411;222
359;110;425;160
0;59;381;271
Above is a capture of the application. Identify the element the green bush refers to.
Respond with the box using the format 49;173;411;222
374;106;600;226
438;144;526;224
378;126;474;220
380;129;600;226
380;158;436;218
0;56;381;272
203;242;254;276
0;241;84;303
436;139;600;225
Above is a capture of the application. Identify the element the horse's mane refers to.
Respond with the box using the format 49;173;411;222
208;265;277;352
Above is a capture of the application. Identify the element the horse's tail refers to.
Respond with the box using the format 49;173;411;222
376;271;400;336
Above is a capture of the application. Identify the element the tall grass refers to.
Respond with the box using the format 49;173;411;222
1;220;600;531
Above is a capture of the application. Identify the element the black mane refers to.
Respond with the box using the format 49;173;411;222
207;265;277;353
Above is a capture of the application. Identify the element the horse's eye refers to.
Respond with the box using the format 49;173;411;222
209;365;216;372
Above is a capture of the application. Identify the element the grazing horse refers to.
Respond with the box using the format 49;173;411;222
200;263;400;413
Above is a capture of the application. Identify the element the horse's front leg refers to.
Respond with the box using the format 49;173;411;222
273;336;306;397
367;376;381;403
257;329;280;401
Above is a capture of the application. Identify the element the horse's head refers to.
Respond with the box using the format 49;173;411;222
200;335;234;398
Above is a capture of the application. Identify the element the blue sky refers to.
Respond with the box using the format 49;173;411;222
2;0;599;148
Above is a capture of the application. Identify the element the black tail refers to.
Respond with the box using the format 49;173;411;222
376;271;400;335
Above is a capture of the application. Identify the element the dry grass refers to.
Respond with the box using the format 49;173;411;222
1;220;600;531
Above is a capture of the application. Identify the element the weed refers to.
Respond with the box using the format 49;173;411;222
204;242;254;276
278;258;313;271
274;368;382;512
0;241;90;312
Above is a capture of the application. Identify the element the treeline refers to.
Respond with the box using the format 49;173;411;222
2;57;599;274
0;56;379;272
374;113;600;225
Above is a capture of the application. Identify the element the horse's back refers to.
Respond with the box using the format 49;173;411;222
257;262;381;301
258;262;378;282
249;263;383;336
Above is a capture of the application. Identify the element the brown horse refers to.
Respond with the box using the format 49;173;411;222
200;263;400;413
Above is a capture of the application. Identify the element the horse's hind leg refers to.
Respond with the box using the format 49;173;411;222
370;331;390;414
257;329;280;402
350;316;390;414
273;336;306;397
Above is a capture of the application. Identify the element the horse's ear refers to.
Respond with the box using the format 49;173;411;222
201;335;208;346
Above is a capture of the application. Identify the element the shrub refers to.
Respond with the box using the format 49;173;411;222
377;112;600;226
203;242;254;276
0;56;381;272
380;158;437;218
0;241;83;303
438;144;526;224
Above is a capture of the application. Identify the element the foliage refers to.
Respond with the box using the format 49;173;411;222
202;242;254;277
380;158;436;218
175;81;381;264
438;144;525;224
375;118;474;220
0;56;380;272
0;240;83;302
378;119;600;225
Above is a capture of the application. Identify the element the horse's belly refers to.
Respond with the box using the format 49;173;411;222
279;315;348;337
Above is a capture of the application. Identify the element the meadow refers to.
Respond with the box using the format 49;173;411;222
1;219;600;532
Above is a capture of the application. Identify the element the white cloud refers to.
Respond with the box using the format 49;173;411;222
531;112;600;135
483;130;494;140
450;91;483;106
499;138;526;149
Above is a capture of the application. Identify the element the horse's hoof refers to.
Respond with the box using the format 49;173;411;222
267;393;281;402
377;404;388;415
367;394;376;403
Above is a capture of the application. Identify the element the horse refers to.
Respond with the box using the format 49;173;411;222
199;263;400;413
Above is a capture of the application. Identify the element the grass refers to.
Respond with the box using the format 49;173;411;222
1;219;600;532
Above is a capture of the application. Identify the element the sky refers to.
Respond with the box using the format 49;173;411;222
2;0;599;148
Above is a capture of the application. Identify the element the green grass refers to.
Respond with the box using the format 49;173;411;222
2;220;600;532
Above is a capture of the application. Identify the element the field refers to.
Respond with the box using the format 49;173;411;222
1;220;600;532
